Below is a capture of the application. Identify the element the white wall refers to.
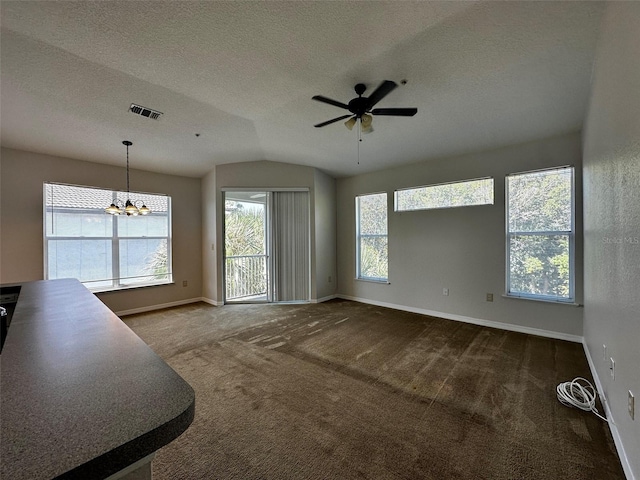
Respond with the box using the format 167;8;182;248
336;132;584;339
213;160;336;303
202;169;217;303
0;147;202;314
582;3;640;478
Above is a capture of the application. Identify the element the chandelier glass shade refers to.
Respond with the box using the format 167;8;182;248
105;141;151;216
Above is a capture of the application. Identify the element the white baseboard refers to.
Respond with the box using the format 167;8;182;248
116;297;206;316
312;294;338;304
200;297;336;306
583;342;635;480
117;293;582;343
201;297;223;307
336;294;583;343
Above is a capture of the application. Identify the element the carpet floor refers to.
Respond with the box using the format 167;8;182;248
123;300;624;480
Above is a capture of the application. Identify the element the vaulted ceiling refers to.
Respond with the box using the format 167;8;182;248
1;1;605;178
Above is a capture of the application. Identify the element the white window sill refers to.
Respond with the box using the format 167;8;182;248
502;294;581;306
90;280;174;294
355;277;390;285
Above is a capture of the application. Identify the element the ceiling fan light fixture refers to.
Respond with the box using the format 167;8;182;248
344;117;357;131
360;114;374;134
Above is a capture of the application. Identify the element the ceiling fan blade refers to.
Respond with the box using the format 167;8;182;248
314;114;353;128
365;80;397;109
371;108;418;116
312;95;350;110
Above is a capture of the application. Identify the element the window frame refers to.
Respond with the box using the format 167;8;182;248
505;166;575;303
394;176;494;212
43;182;173;293
355;192;389;283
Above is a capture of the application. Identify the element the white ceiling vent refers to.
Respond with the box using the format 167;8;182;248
129;103;163;120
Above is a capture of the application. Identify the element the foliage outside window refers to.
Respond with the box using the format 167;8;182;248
224;199;267;300
356;193;388;281
44;183;172;292
506;167;574;302
395;177;494;211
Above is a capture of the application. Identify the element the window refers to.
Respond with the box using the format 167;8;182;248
356;192;388;282
506;167;574;302
44;183;172;292
395;177;493;212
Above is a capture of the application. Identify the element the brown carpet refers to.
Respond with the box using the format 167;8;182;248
123;300;624;480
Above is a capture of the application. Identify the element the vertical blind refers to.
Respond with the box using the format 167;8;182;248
271;191;310;302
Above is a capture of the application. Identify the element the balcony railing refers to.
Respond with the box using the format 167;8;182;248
225;254;268;301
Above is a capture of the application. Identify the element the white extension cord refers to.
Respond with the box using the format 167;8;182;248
556;377;608;421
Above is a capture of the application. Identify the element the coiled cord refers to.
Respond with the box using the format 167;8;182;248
556;377;608;421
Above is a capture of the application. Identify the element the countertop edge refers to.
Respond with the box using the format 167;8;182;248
57;395;195;479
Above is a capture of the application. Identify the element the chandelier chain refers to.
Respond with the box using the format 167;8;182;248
126;142;130;194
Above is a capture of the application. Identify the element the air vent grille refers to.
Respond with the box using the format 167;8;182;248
129;103;163;120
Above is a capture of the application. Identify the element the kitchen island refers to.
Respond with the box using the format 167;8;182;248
0;279;195;479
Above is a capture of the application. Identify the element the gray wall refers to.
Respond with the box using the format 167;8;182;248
314;168;337;301
0;147;202;313
582;3;640;477
336;132;584;338
212;160;336;303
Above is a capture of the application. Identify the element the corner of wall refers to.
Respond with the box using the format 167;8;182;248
202;169;218;304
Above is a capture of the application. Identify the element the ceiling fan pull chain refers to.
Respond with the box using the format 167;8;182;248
357;122;361;165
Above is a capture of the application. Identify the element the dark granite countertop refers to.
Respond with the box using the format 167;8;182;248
0;279;195;479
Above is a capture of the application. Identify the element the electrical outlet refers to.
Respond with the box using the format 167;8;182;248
629;391;635;420
486;293;493;302
603;344;607;361
443;288;449;296
610;357;615;380
182;280;188;287
328;276;332;283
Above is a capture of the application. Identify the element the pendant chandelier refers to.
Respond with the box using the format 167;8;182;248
105;141;150;216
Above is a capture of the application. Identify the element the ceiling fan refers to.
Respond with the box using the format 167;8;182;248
312;80;417;132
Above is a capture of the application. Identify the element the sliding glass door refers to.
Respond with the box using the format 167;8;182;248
223;190;309;304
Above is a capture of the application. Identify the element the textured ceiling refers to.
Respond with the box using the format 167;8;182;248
1;1;605;178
